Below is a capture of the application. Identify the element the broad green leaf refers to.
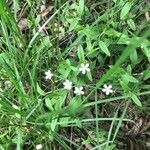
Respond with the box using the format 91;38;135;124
45;98;54;111
119;80;130;92
67;96;84;116
122;73;139;83
77;45;85;62
120;2;132;20
131;93;142;107
130;49;138;64
58;60;71;78
66;18;80;31
78;0;84;16
37;83;46;96
86;37;93;52
87;71;92;81
54;90;67;111
99;40;111;56
127;19;136;31
80;25;97;38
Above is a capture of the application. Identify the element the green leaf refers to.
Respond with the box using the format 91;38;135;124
37;83;46;96
127;19;136;31
45;98;54;111
58;60;71;78
122;73;139;83
67;96;84;116
78;0;84;16
120;2;132;20
66;18;80;31
129;49;138;64
119;80;131;92
143;67;150;80
87;71;92;81
80;25;97;38
131;93;142;107
77;45;85;62
54;90;67;111
99;40;111;56
141;45;150;62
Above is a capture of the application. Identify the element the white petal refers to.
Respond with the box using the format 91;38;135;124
80;91;84;95
36;144;42;150
109;89;113;93
104;84;108;88
74;87;78;94
108;85;112;89
85;63;89;67
63;82;66;86
82;70;86;74
102;88;107;92
106;91;110;95
80;87;83;90
74;90;77;94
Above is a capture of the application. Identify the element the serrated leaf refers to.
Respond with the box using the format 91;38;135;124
77;45;85;62
99;40;111;56
131;93;142;107
120;2;132;20
127;19;136;31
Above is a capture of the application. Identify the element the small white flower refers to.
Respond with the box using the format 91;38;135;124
102;84;113;95
12;104;19;110
79;63;90;74
74;87;84;95
36;144;42;150
45;69;53;80
63;80;72;90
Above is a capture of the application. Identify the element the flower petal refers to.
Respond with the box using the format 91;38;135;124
102;88;106;92
82;70;86;74
85;63;89;67
104;84;108;88
106;91;110;95
80;87;83;90
80;91;84;95
109;89;113;93
108;85;112;89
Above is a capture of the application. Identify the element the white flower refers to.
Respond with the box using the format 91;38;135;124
74;87;84;95
12;104;19;109
102;84;113;95
63;80;72;90
79;63;90;74
36;144;42;150
45;69;53;80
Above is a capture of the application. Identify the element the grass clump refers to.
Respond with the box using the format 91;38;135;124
0;0;150;149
